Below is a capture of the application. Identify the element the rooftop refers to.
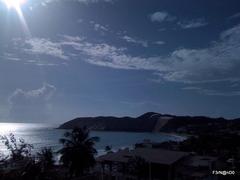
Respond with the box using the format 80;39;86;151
98;148;189;165
181;155;218;167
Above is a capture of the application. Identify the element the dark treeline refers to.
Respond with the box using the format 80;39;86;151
0;127;99;180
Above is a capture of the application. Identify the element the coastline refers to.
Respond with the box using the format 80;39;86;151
158;132;188;141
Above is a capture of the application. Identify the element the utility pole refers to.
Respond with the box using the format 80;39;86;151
149;162;152;180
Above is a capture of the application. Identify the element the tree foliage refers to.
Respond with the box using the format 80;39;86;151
0;133;33;161
58;127;99;177
37;147;55;171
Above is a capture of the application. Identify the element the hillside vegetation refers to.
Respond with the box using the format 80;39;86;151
59;112;240;134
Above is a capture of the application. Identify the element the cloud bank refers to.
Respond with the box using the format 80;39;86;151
8;83;56;122
9;23;240;87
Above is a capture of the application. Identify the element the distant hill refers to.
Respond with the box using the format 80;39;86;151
59;112;240;134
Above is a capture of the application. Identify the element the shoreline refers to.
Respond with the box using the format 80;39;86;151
59;128;189;141
158;132;188;141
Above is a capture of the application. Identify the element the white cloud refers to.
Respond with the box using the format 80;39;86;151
11;23;240;85
75;23;240;84
24;38;68;60
150;11;176;23
8;83;56;122
88;21;112;35
93;23;109;32
178;18;208;29
1;53;21;61
121;35;148;47
161;23;240;83
182;86;240;96
229;12;240;19
154;41;165;45
150;11;207;29
57;36;168;71
61;35;85;42
41;0;114;5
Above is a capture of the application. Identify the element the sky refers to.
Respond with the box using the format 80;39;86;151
1;0;240;123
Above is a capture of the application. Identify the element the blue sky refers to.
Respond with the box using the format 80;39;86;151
1;0;240;122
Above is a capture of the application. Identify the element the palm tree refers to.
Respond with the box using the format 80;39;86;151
58;127;99;177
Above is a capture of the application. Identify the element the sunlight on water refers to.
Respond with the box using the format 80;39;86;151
0;123;50;135
0;123;19;134
0;123;185;157
0;123;60;155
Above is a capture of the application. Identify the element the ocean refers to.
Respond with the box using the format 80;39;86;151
0;123;185;156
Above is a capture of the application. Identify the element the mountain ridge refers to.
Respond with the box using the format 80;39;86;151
59;112;240;134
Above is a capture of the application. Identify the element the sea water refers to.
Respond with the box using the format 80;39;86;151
0;123;185;156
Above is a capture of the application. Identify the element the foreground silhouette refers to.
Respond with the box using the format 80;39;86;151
0;127;100;180
1;127;240;179
58;127;100;178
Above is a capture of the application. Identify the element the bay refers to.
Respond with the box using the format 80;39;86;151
0;123;185;156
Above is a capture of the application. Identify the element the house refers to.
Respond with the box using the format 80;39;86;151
97;147;190;180
175;155;218;180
